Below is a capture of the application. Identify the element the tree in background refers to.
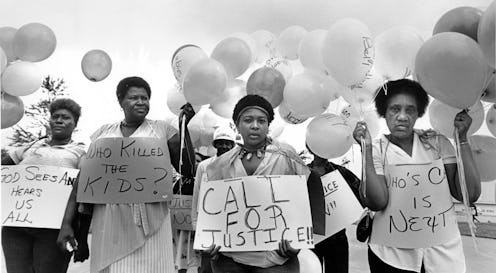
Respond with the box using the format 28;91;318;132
7;75;66;147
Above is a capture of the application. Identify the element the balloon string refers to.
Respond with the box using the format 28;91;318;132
360;137;367;199
178;115;186;196
454;129;478;252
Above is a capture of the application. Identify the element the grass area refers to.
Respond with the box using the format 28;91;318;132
458;222;496;239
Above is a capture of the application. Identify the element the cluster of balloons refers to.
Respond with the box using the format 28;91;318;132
420;3;496;184
1;23;57;129
416;3;495;109
164;2;496;161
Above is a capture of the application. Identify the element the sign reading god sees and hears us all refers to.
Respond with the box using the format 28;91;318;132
370;160;459;248
193;175;314;252
1;165;78;228
77;137;173;204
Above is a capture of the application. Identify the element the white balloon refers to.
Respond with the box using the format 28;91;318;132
477;0;495;67
469;135;496;182
211;80;247;119
278;102;309;124
269;112;286;139
166;84;201;116
171;45;208;82
81;49;112;82
299;29;328;74
486;104;496;138
13;23;56;62
251;30;277;64
482;70;496;103
230;32;257;64
182;58;228;106
322;18;374;87
277;25;307;60
415;32;487;109
1;92;24;128
374;26;424;80
306;113;354;159
341;104;381;139
283;71;332;117
1;61;43;96
0;47;7;73
0;27;18;62
298;249;322;273
266;57;293;81
211;37;251;79
322;75;347;102
428;99;484;138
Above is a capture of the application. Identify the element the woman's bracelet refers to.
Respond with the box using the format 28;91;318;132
459;141;469;145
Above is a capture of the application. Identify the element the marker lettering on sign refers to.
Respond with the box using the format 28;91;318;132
78;138;173;203
195;175;313;251
428;167;445;185
389;203;454;234
2;165;77;228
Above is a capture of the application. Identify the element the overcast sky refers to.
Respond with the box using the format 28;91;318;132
0;0;493;148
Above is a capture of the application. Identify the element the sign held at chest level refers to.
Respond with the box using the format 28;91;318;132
77;137;173;204
1;165;78;228
194;175;314;252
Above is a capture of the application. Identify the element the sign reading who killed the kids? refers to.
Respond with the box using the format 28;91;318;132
1;165;78;228
77;137;173;204
194;175;314;252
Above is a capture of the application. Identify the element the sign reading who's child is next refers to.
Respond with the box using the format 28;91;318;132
77;137;173;204
1;165;78;229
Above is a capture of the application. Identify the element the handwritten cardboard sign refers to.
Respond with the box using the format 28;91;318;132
314;170;364;244
370;160;459;248
1;165;78;228
77;137;173;204
193;175;314;252
170;194;194;230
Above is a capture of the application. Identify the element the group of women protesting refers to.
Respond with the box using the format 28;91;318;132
1;76;481;273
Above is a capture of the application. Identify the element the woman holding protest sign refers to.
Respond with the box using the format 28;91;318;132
2;98;86;273
199;94;325;273
352;79;481;273
57;76;196;273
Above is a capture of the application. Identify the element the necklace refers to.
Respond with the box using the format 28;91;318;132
239;138;271;161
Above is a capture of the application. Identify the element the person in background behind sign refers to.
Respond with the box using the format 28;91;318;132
352;79;481;273
56;76;196;273
202;94;325;273
306;144;362;273
1;98;86;273
192;125;237;273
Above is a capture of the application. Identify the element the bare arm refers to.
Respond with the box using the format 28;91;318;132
354;121;389;211
445;110;481;203
57;176;92;257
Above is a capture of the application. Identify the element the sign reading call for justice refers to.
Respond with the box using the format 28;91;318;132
194;175;314;252
370;160;459;248
314;170;364;243
77;137;173;204
1;165;78;228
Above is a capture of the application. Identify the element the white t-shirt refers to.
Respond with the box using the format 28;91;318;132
369;132;465;273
